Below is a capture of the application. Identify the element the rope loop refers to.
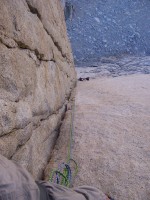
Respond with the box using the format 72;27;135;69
49;102;78;187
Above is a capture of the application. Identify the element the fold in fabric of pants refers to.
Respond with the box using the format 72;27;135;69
0;154;108;200
38;181;108;200
36;181;50;200
0;154;40;200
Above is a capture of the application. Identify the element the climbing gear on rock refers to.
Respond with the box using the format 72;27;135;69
49;102;78;187
49;158;78;187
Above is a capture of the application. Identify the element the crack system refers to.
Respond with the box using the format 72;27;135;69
26;0;66;60
0;36;74;80
0;36;55;63
0;0;75;77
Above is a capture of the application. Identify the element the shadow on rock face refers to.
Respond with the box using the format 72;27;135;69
64;2;75;21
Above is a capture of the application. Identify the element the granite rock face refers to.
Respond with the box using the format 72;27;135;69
0;0;76;179
65;0;150;65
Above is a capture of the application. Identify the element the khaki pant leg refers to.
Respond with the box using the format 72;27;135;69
39;181;108;200
0;155;40;200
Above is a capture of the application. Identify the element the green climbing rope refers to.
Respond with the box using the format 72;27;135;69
67;102;75;162
49;101;78;187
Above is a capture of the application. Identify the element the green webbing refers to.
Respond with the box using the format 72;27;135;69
67;102;75;162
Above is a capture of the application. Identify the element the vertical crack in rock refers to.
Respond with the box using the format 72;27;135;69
26;1;42;20
26;0;66;60
43;27;66;58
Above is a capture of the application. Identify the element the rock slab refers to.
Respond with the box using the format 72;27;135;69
73;74;150;200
